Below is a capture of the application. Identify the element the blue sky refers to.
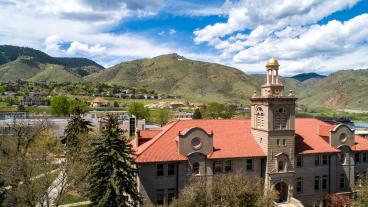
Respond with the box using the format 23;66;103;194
0;0;367;75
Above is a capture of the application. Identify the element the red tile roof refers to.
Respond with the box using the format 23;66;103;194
134;118;368;163
295;118;339;154
138;129;162;139
135;119;266;163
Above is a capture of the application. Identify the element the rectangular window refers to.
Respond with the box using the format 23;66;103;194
296;155;303;168
363;152;367;162
157;164;164;176
322;154;328;165
246;159;253;171
156;189;165;205
340;174;345;189
168;163;175;176
322;175;328;190
283;139;286;146
296;177;303;193
225;160;232;173
277;139;280;146
355;152;361;163
167;188;176;205
213;161;223;174
315;155;320;166
314;176;320;191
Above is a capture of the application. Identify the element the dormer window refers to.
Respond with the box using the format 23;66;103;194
274;107;287;129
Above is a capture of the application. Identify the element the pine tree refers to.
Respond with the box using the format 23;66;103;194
64;106;92;151
87;114;142;207
0;175;5;206
193;108;202;119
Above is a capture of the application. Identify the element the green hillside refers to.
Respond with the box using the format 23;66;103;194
298;69;368;110
86;53;259;104
0;45;104;76
0;56;82;82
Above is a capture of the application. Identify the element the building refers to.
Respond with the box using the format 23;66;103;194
132;58;368;207
0;110;29;120
20;96;47;106
90;97;109;107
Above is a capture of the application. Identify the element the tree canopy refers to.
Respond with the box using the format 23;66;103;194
87;114;142;207
128;102;150;120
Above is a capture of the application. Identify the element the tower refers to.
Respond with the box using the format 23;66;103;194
250;58;297;203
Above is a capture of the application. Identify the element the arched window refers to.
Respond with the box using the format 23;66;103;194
274;107;287;129
256;106;264;129
278;160;285;171
192;162;200;175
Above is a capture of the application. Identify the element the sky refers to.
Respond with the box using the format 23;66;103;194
0;0;367;75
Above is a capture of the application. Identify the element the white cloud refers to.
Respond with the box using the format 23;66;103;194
169;29;176;35
66;41;106;55
193;0;368;74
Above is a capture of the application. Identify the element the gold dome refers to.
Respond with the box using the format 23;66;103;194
266;57;279;67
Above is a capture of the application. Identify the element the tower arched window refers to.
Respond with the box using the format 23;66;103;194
274;107;287;129
256;106;264;129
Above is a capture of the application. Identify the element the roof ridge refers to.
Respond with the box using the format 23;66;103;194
136;120;181;156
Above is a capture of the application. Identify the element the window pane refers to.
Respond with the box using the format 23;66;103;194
193;162;200;175
314;176;320;191
168;163;175;176
156;189;164;205
213;161;223;174
315;155;320;166
322;154;328;165
157;164;164;176
167;188;176;204
225;160;232;173
246;159;253;171
296;155;303;167
322;175;328;190
296;177;303;193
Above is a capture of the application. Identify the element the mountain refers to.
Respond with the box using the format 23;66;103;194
297;69;368;109
86;53;259;104
0;45;103;77
290;72;326;82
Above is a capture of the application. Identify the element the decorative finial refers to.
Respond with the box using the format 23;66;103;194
288;90;294;97
252;90;257;97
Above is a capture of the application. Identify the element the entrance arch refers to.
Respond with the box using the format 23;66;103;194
274;182;288;203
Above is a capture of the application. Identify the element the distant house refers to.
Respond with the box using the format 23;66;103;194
90;97;109;107
21;96;46;106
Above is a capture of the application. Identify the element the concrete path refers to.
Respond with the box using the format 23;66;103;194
37;168;67;207
57;201;92;207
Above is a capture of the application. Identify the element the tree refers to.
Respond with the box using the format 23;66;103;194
156;108;172;126
17;104;25;111
170;171;275;207
113;101;119;108
128;102;150;120
69;99;89;115
64;108;92;152
192;108;202;119
50;96;70;116
0;175;5;206
87;114;142;207
354;174;368;206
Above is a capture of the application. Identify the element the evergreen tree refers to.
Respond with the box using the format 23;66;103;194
87;114;142;207
192;108;202;119
64;106;92;151
0;175;5;206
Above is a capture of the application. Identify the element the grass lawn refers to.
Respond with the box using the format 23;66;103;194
57;192;89;205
